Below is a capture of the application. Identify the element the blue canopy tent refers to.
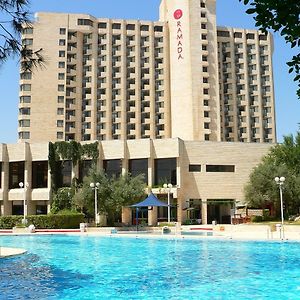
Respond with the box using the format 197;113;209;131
131;193;168;231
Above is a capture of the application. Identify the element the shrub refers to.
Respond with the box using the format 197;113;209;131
182;219;199;225
0;213;84;229
0;216;23;229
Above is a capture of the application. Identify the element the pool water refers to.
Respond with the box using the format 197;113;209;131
1;235;300;299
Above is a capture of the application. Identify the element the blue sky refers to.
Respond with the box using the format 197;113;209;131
0;0;299;144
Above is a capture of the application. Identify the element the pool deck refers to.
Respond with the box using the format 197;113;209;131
0;247;26;258
1;224;300;242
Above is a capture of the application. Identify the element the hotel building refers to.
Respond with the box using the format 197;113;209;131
18;0;276;143
0;0;277;224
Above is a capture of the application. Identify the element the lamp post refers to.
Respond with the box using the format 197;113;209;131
19;181;29;225
274;176;285;239
90;182;100;226
163;183;172;223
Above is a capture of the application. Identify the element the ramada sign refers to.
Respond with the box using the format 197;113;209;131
173;9;184;60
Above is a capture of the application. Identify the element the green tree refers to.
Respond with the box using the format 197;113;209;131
0;0;44;69
245;131;300;217
73;169;146;225
239;0;300;98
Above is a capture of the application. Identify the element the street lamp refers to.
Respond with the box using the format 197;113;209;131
275;176;285;239
90;182;100;226
163;183;173;223
19;181;29;225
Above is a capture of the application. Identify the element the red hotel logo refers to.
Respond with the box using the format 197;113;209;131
173;9;183;20
174;9;184;60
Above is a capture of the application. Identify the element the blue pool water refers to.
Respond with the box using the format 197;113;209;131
1;235;300;300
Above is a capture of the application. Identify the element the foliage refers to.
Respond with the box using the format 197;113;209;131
239;0;300;98
0;215;23;229
73;169;146;225
50;187;76;214
0;0;45;70
48;141;99;191
0;213;84;229
245;131;300;217
182;219;200;225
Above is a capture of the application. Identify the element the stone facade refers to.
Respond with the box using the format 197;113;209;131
18;0;276;144
0;139;272;224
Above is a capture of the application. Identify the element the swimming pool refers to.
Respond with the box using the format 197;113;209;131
1;235;300;299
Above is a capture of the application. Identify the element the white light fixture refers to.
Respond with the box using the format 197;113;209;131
163;183;173;223
274;176;285;239
90;182;100;226
19;181;29;224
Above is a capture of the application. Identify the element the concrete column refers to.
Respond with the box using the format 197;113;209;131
177;193;187;223
121;207;132;225
202;199;208;225
3;161;11;215
148;207;158;226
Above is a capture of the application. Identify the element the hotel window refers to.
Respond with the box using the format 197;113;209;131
59;39;66;46
78;19;93;26
36;205;47;215
58;84;65;91
154;158;177;186
203;66;208;72
204;122;210;129
20;96;31;103
140;25;149;31
20;84;31;91
129;159;148;183
57;132;64;139
103;159;122;178
203;88;209;95
32;161;48;188
154;26;163;32
126;24;135;30
9;161;25;189
206;165;235;172
19;107;31;115
22;38;33;45
246;33;255;40
58;61;65;68
18;132;30;139
234;32;243;38
21;27;33;34
98;22;107;29
202;45;207;51
204;134;210;141
19;119;30;127
59;50;65;57
200;2;205;8
60;28;66;35
189;165;201;172
57;108;64;115
61;160;72;187
201;12;206;18
57;120;64;127
58;73;65;80
79;160;93;182
20;72;32;80
201;34;207;40
57;96;64;103
204;99;209;106
112;23;121;30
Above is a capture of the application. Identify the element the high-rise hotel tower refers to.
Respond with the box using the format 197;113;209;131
18;0;276;143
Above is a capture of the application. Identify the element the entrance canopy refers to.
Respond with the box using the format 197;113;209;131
131;193;168;207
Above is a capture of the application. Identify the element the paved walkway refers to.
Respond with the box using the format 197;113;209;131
0;247;26;258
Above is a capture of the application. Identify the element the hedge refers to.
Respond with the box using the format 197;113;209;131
0;213;85;229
